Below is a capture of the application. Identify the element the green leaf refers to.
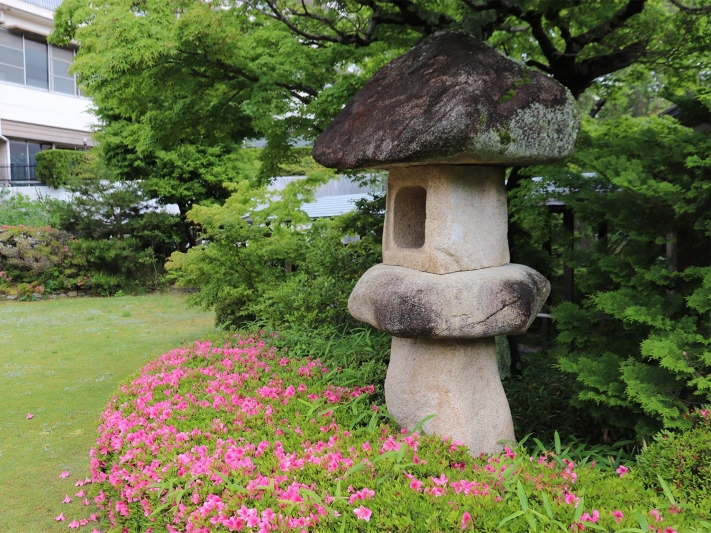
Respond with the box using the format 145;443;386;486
411;414;436;435
498;510;525;527
344;460;368;477
635;513;649;531
573;497;584;523
656;474;677;505
541;493;554;519
554;431;562;455
516;481;529;511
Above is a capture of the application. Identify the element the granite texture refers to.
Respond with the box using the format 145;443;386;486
382;165;508;274
385;336;516;455
312;32;580;170
348;263;550;339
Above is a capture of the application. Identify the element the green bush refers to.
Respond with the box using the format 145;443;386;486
168;175;383;333
71;237;163;294
0;225;86;291
636;410;711;508
512;114;711;440
0;188;61;227
35;149;93;188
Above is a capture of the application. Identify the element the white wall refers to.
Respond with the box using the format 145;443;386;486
0;82;95;132
0;0;55;37
0;0;96;133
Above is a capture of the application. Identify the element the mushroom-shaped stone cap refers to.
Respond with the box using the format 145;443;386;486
313;32;581;170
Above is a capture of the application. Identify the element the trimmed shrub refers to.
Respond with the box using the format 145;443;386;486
35;149;93;188
636;410;711;508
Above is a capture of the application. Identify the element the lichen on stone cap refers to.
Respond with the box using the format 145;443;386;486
313;32;581;170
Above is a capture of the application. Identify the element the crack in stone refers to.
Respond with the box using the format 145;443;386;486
434;293;524;336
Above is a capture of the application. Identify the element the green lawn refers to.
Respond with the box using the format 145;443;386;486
0;293;215;532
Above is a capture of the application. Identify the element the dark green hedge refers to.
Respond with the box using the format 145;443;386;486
35;149;93;188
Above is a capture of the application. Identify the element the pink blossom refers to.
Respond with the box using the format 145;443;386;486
461;511;473;529
612;510;624;523
650;509;662;523
663;528;678;533
59;471;70;478
62;494;72;504
581;510;599;523
430;474;448;486
26;413;34;419
55;513;65;521
616;465;629;478
564;492;580;507
68;520;81;529
409;480;423;492
353;506;372;522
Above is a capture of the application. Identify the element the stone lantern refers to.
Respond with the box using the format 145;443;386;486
312;32;580;455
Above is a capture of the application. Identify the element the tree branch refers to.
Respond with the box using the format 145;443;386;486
668;0;711;13
520;12;562;63
571;0;647;49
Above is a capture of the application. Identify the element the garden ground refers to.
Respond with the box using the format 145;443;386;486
0;293;215;533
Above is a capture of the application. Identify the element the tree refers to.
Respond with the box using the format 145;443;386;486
52;0;711;192
509;105;711;439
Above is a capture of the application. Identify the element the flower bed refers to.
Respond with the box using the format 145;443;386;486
64;335;708;532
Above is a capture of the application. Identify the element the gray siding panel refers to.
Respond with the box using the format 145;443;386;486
0;119;94;146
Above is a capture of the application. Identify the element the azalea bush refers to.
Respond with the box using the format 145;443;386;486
64;334;710;532
0;225;87;293
636;410;711;509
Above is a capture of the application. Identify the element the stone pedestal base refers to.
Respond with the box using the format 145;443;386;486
385;336;515;455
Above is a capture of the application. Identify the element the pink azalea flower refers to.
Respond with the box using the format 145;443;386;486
409;480;423;492
612;510;624;523
68;519;81;529
55;513;65;521
581;510;599;523
650;509;662;523
59;471;70;478
431;474;448;486
62;495;72;504
461;512;473;529
616;465;629;478
663;528;678;533
564;492;580;507
75;490;85;498
353;506;372;522
26;413;34;419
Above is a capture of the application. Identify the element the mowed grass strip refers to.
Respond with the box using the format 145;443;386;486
0;293;215;533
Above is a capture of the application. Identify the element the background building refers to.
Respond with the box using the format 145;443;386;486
0;0;95;187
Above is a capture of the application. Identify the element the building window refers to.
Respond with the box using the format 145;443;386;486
25;39;48;89
51;46;76;95
0;28;25;85
0;28;79;96
9;139;51;184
